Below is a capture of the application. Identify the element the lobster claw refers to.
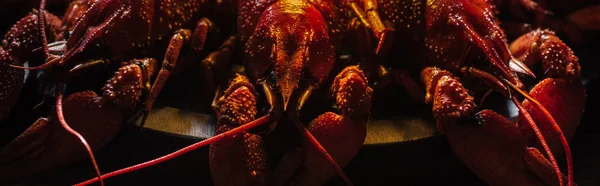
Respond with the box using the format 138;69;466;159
444;109;562;186
518;78;586;156
0;11;62;122
509;57;536;78
0;91;122;181
209;75;270;186
508;29;586;157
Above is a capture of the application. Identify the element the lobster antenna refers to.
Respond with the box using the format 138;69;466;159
509;96;563;186
9;57;61;70
33;83;51;109
504;80;573;186
39;0;49;59
74;115;273;186
293;121;354;186
55;83;105;186
477;89;493;109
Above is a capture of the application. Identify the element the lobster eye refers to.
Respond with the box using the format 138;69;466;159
64;31;72;40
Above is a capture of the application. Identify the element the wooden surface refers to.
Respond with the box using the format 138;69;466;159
142;107;438;145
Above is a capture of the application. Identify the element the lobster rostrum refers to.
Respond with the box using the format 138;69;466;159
0;0;231;184
75;0;375;185
351;0;586;185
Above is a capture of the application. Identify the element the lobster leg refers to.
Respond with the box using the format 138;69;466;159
287;66;372;186
347;0;394;56
345;17;423;103
128;28;192;128
374;67;425;104
345;17;374;71
172;18;221;76
510;29;586;186
191;18;220;53
130;17;227;128
421;67;563;185
201;36;237;100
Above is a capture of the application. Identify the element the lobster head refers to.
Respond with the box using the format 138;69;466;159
54;0;152;68
426;0;534;88
244;0;336;112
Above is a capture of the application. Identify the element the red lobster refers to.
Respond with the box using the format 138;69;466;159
75;0;376;185
352;0;586;185
0;10;62;122
0;0;231;184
